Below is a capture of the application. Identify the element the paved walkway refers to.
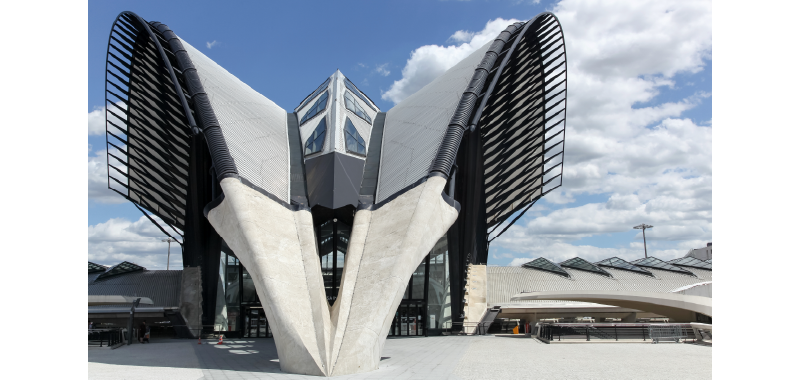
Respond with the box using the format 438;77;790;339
89;335;711;379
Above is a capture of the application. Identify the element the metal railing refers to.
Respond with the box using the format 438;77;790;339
536;323;695;343
88;328;124;348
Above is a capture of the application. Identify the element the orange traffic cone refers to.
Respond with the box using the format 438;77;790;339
198;336;202;345
217;334;224;345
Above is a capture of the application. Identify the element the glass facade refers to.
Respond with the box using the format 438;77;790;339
316;219;350;304
300;90;329;124
304;118;327;155
426;237;451;332
344;118;366;156
215;234;450;338
344;91;372;124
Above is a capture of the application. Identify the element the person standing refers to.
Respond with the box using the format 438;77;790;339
138;321;147;343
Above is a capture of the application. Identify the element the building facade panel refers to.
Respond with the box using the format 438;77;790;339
182;39;291;203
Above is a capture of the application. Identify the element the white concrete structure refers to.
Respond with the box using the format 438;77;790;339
207;176;457;376
511;290;712;322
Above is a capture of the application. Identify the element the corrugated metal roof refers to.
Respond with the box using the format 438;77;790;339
88;270;182;309
487;265;712;308
375;40;492;202
182;38;290;203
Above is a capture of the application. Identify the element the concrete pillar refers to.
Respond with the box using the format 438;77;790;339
206;176;457;376
179;267;203;338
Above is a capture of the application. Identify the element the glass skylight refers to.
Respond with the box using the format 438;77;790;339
631;257;696;276
344;91;372;124
521;257;570;278
305;118;327;155
667;256;712;270
560;257;612;277
96;261;144;280
297;77;330;110
595;257;653;276
344;118;366;156
344;78;376;112
89;262;106;273
300;91;329;125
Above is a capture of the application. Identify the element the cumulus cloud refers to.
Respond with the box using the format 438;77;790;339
382;17;521;104
487;0;713;264
89;215;183;270
383;0;712;264
88;102;125;136
89;147;128;204
206;40;219;49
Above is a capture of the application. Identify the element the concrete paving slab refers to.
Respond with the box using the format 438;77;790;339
88;335;710;379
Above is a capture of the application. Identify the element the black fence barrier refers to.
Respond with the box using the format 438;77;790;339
88;328;124;347
536;323;695;343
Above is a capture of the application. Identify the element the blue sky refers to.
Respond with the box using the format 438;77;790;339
88;0;712;269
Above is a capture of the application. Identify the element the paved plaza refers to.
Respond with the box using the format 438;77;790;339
88;335;711;380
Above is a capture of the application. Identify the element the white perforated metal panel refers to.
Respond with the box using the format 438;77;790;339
182;39;290;203
486;265;712;308
376;41;493;202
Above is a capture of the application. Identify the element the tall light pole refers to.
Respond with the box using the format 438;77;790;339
633;224;653;258
162;237;178;269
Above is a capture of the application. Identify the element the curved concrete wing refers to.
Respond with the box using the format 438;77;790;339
511;290;712;321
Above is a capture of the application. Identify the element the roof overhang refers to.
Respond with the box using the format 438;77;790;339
511;290;712;319
88;295;154;306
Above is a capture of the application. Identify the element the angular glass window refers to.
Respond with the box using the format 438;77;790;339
304;118;327;155
631;257;696;276
666;256;712;270
300;91;329;125
344;77;376;112
344;91;372;124
521;257;570;278
344;117;366;156
89;262;106;273
595;257;653;276
96;261;145;280
297;77;331;110
560;257;612;277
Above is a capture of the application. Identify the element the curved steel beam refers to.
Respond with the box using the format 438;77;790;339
149;21;239;182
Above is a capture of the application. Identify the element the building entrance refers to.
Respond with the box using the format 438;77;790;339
390;301;426;336
242;307;272;338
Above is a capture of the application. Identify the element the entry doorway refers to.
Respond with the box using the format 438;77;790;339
390;302;425;336
242;307;272;338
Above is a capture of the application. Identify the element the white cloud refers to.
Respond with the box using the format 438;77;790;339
381;0;712;264
206;40;219;49
88;102;125;136
382;18;521;104
89;147;128;204
374;63;391;77
488;0;713;264
89;215;183;270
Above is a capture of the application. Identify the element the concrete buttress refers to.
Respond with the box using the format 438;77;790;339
206;176;457;376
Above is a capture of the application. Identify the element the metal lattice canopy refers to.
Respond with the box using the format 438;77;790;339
667;256;712;270
594;257;654;277
96;261;145;281
89;262;107;273
560;257;612;277
521;257;570;278
631;257;696;276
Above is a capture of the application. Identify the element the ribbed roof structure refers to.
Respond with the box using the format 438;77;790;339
487;262;712;308
88;263;182;309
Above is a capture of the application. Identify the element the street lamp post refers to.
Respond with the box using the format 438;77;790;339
161;237;178;269
633;224;653;258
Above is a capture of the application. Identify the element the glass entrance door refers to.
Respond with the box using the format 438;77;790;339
243;307;272;338
390;302;425;336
